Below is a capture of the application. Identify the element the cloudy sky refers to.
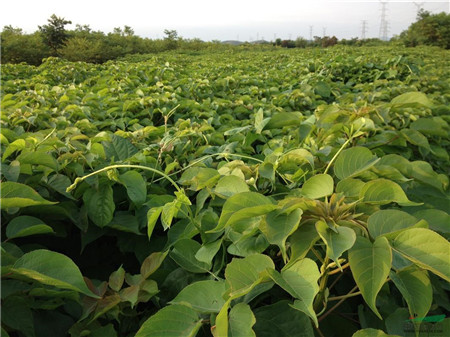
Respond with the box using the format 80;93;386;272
1;1;448;41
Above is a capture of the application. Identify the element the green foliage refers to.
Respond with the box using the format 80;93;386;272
38;14;72;55
1;47;449;337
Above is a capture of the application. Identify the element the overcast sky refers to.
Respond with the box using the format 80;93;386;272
1;1;448;41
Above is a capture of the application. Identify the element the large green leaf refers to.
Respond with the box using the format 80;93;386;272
209;192;277;233
229;303;256;337
360;179;421;206
16;151;58;171
11;249;99;298
390;267;432;320
316;220;356;269
268;258;320;327
83;183;115;227
301;174;334;199
391;228;450;282
253;300;314;337
135;304;203;337
367;210;426;239
1;182;57;209
170;280;227;313
349;236;392;319
334;147;379;180
286;223;320;269
6;215;55;239
119;170;147;205
259;208;302;261
413;209;450;234
1;296;35;337
225;254;275;299
179;167;220;191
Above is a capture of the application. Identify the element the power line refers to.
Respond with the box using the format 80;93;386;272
379;1;389;41
361;20;368;40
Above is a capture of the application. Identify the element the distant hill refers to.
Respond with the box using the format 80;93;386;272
222;40;244;45
251;40;271;45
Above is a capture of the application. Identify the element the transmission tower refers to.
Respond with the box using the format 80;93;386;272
361;20;368;40
309;25;313;41
413;2;425;16
379;1;389;41
322;27;327;37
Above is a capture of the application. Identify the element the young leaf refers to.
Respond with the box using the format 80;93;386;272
1;182;57;209
352;328;401;337
11;249;100;298
140;251;168;279
391;228;450;282
109;266;125;291
6;215;55;239
102;134;138;161
214;175;249;199
349;236;392;319
170;239;211;273
147;206;163;239
315;220;356;269
170;280;227;313
135;304;203;337
301;174;334;199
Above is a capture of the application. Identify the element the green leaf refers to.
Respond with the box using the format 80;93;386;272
360;179;421;206
253;300;314;337
401;129;431;151
103;134;138;161
6;215;55;239
254;108;269;134
214;175;249;199
315;81;331;98
413;209;450;233
1;296;35;337
2;138;26;161
368;210;426;239
225;254;275;299
286;223;320;269
179;167;220;191
147;206;163;239
0;182;57;209
336;178;366;198
391;92;433;108
11;249;99;298
229;303;256;337
83;183;115;227
109;266;125;291
301;174;334;199
135;304;203;337
119;170;147;205
195;239;222;265
268;258;320;327
170;280;227;313
170;239;211;273
390;267;432;320
140;251;168;279
260;209;302;261
334;147;379;180
316;220;356;269
349;237;392;319
391;228;450;282
16;151;58;171
411;117;449;137
264;112;302;130
209;192;277;233
352;328;401;337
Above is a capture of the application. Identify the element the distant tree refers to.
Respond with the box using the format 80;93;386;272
164;29;179;50
322;36;338;47
39;14;72;55
400;10;450;49
59;37;102;63
1;26;50;64
295;37;308;48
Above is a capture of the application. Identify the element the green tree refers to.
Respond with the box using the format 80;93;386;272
400;10;450;49
164;29;179;50
39;14;72;55
1;26;49;64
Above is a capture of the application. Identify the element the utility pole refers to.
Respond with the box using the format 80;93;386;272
379;1;389;41
309;25;313;41
361;20;368;40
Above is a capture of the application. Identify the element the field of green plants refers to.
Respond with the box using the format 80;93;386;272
1;46;449;337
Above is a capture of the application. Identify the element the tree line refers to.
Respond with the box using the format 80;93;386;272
1;11;448;65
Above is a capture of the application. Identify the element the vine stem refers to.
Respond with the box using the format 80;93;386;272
318;285;359;322
66;164;182;193
323;136;353;175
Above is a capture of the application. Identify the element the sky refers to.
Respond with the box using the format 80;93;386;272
1;0;448;41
